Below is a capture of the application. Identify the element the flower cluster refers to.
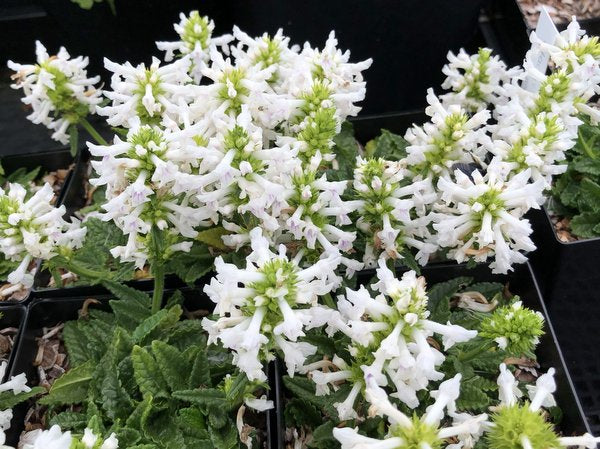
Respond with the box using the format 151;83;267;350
19;426;118;449
91;11;372;268
202;227;341;381
307;262;476;419
7;41;101;144
0;183;86;288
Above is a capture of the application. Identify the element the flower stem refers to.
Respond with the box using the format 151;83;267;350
62;260;108;282
151;263;165;314
80;117;109;146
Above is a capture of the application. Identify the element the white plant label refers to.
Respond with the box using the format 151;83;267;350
522;7;560;92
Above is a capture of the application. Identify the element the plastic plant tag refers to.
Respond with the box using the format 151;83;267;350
522;7;560;92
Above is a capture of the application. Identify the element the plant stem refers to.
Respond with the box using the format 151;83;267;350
63;261;107;282
151;263;165;314
80;117;109;146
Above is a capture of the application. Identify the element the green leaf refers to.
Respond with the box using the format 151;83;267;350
172;388;225;410
131;345;168;397
572;156;600;176
373;129;408;161
151;340;188;392
165;243;214;284
39;361;94;406
188;347;211;389
284;398;322;428
131;305;182;345
126;395;153;430
7;166;41;185
571;212;600;239
141;402;186;447
195;228;228;251
176;407;208;439
63;321;92;366
115;427;142;447
49;410;88;431
456;376;493;412
308;421;338;449
100;355;133;421
580;178;600;212
104;279;152;306
209;419;239;449
0;386;44;409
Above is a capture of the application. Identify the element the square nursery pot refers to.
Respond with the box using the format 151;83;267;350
5;287;279;448
528;207;600;434
273;261;591;449
0;304;26;383
0;150;76;304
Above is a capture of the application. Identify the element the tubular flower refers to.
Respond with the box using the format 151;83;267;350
156;11;233;82
7;41;101;144
20;425;118;449
202;227;341;381
404;89;490;179
310;261;476;417
333;373;487;449
0;183;86;287
351;156;437;266
98;56;195;128
486;364;600;449
441;47;514;111
433;168;544;274
88;123;211;267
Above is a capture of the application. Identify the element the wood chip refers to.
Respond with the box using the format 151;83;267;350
517;0;600;27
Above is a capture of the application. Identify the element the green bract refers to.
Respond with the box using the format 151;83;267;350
389;416;442;449
181;12;212;52
479;300;544;356
487;404;560;449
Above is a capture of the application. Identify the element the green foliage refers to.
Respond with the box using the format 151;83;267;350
46;218;136;286
327;121;360;181
40;290;266;449
552;118;600;238
365;129;408;161
164;242;214;284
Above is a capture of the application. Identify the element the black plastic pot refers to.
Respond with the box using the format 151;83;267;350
482;0;530;67
7;287;279;447
275;262;591;448
528;207;600;434
0;304;26;383
0;149;76;304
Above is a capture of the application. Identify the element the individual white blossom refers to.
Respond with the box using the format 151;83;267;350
7;41;101;144
202;227;341;381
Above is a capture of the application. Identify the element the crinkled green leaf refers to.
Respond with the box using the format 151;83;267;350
131;346;168;397
40;361;94;406
0;386;44;409
151;340;188;392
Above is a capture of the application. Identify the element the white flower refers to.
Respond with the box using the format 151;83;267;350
156;11;233;82
404;89;490;178
352;157;437;266
441;47;514;111
98;56;195;128
333;373;485;449
434;168;544;274
0;184;85;287
202;227;340;381
89;123;211;267
244;395;274;411
20;426;118;449
7;41;101;144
